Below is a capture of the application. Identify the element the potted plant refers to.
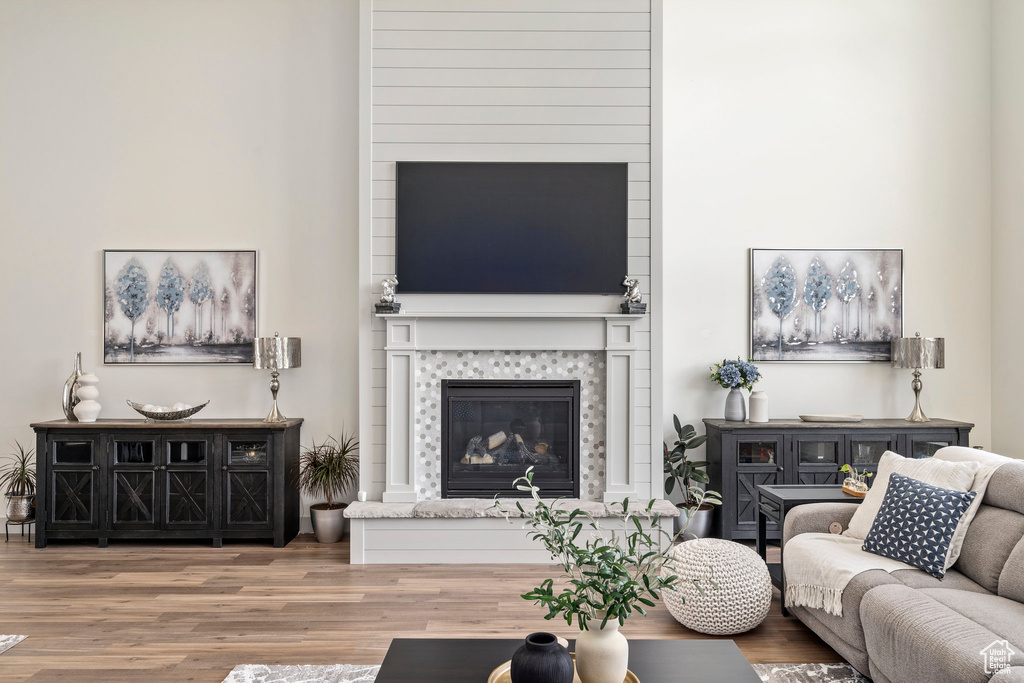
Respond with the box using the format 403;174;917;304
498;469;710;683
297;433;359;543
0;442;36;523
709;357;761;421
664;416;722;539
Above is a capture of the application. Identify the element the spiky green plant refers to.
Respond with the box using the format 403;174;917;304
297;433;359;509
0;441;36;496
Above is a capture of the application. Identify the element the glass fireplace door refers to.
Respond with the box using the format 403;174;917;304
442;380;580;498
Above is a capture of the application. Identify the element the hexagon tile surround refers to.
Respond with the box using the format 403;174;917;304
414;350;607;501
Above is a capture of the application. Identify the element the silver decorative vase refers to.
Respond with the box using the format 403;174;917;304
674;505;714;540
62;351;83;421
5;494;35;523
310;504;347;543
724;387;746;421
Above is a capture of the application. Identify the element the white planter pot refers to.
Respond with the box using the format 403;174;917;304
575;617;628;683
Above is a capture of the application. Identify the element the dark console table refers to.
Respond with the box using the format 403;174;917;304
31;418;303;548
704;418;973;541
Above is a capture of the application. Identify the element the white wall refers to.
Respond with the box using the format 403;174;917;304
0;0;360;525
663;1;994;458
992;0;1024;455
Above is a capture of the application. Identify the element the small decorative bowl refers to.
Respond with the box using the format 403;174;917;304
127;400;210;421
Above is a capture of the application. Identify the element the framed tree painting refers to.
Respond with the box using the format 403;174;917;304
104;250;257;364
750;248;903;362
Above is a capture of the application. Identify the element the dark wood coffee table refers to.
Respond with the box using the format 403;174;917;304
375;638;761;682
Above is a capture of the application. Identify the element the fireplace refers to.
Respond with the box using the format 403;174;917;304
441;379;581;498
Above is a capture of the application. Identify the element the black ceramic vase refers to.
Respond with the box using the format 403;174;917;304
510;632;574;683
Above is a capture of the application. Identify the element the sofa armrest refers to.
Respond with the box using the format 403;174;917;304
783;502;861;548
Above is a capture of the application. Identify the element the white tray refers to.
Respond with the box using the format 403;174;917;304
799;414;863;423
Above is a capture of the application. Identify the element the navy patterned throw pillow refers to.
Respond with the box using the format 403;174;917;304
862;472;977;578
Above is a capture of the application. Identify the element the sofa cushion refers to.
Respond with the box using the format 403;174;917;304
789;569;901;652
862;473;976;578
982;460;1024;515
999;536;1024;602
845;451;978;540
862;584;1024;683
919;588;1024;646
890;567;990;594
956;505;1024;594
991;668;1024;683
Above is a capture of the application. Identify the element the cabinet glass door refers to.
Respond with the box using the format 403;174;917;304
223;436;273;528
111;436;159;529
164;437;212;528
734;436;783;530
49;436;100;528
907;434;955;459
847;434;899;483
790;434;843;485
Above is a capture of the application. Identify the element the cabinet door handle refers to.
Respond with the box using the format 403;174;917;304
91;465;100;471
153;466;160;471
160;465;167;471
222;465;228;471
776;465;785;472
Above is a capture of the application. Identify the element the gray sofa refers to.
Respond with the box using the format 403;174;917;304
783;448;1024;683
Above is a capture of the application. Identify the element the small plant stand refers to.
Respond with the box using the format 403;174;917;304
5;518;34;543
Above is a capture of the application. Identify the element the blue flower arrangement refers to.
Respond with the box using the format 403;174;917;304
710;357;761;391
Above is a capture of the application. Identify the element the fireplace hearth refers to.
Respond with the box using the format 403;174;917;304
441;379;581;498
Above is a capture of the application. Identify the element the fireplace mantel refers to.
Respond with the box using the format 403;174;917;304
380;312;642;505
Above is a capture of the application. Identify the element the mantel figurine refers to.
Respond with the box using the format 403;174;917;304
621;276;647;314
375;276;401;314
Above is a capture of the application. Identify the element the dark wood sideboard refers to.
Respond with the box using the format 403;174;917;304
31;418;302;548
703;418;973;542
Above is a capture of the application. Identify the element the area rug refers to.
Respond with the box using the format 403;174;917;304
222;664;379;683
224;662;866;683
0;635;27;655
753;663;869;682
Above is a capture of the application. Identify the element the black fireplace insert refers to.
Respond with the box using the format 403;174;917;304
441;379;581;498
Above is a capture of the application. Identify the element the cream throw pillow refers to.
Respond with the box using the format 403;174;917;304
843;451;979;541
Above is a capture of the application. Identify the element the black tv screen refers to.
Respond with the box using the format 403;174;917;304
395;162;628;294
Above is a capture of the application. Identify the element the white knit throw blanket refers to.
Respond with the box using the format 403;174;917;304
783;533;914;616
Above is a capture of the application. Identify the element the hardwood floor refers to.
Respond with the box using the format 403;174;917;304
0;535;842;682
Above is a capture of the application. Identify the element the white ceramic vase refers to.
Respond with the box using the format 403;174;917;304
749;391;769;423
575;616;628;683
73;373;101;423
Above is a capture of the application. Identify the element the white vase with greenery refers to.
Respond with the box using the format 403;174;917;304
499;469;711;683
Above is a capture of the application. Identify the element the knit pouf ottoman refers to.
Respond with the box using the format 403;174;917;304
661;538;772;635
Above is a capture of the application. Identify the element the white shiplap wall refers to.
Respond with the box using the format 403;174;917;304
360;0;658;503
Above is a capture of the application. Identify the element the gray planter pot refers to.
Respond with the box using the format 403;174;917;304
673;504;714;541
310;504;347;543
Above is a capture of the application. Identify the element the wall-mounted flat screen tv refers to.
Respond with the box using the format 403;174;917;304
395;162;628;294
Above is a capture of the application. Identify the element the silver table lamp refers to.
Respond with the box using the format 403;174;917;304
254;332;301;422
891;332;944;422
